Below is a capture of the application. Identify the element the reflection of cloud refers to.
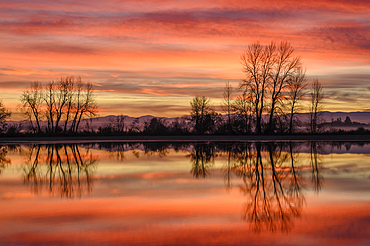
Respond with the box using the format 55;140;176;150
1;194;369;245
1;192;34;199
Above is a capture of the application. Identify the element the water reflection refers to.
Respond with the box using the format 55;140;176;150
0;146;11;174
183;141;324;232
234;143;304;232
310;141;323;193
18;141;324;229
188;143;215;178
23;144;97;198
2;141;369;236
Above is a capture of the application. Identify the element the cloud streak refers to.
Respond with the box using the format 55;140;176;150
0;0;370;116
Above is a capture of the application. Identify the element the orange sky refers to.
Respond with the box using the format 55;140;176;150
1;0;370;118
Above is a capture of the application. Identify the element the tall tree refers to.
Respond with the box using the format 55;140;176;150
66;78;97;133
267;41;301;133
44;81;56;133
20;82;43;133
240;41;302;134
221;82;233;133
54;77;72;134
287;68;307;134
74;83;97;133
63;77;75;134
69;79;84;133
310;79;324;134
240;42;275;134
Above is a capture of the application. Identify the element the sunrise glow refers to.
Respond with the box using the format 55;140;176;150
1;0;370;118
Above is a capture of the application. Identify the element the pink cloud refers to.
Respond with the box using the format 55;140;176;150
1;0;370;116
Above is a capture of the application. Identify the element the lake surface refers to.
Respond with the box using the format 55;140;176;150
0;141;369;245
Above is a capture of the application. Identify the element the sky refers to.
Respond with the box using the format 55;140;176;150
0;0;370;119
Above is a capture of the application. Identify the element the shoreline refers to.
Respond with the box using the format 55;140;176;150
0;134;369;144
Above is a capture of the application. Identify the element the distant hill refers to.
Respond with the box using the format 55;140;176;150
295;111;370;124
78;111;370;131
6;111;370;131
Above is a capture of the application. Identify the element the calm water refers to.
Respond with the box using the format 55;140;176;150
0;141;369;245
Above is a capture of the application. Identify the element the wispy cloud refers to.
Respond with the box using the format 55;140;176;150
1;0;370;116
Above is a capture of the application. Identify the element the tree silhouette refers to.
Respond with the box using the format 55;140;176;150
240;43;271;134
20;81;43;133
266;42;301;134
143;117;168;135
287;68;307;134
190;96;215;134
240;41;303;134
20;77;97;135
232;92;252;134
221;82;234;133
0;101;11;133
310;79;324;134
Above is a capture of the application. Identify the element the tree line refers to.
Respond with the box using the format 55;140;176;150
0;76;97;135
190;41;324;135
21;77;97;134
0;40;356;136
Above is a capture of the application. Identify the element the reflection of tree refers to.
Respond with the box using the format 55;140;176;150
0;145;11;174
143;143;170;158
223;144;233;191
98;142;129;161
221;143;251;191
288;143;304;208
23;144;97;198
310;141;323;193
233;142;305;233
97;142;182;161
188;143;215;178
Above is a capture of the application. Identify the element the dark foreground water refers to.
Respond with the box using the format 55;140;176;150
0;141;369;245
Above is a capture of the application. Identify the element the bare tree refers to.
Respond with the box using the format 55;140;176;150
240;42;275;134
287;68;307;134
74;83;97;133
267;41;301;134
240;41;302;134
69;79;84;133
59;78;97;133
310;79;324;134
20;77;97;135
54;77;72;134
44;81;56;133
63;77;75;133
221;82;233;133
20;82;43;133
